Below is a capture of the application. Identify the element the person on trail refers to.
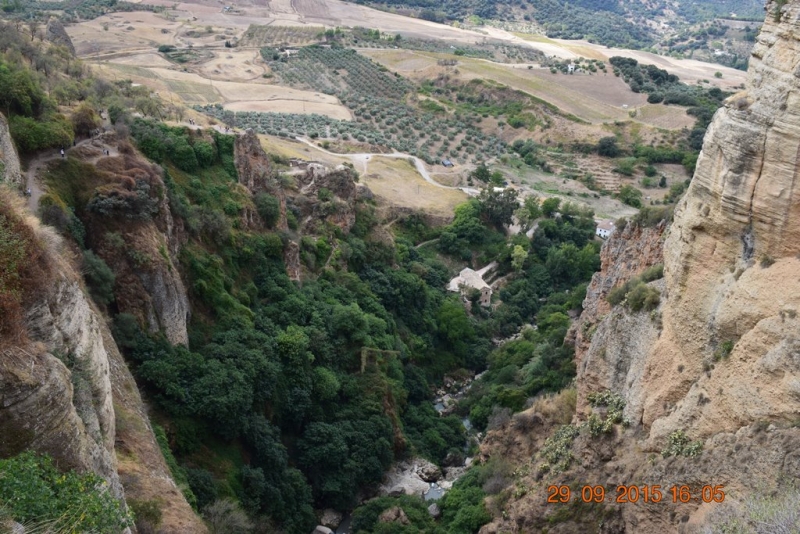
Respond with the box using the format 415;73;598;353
60;148;65;158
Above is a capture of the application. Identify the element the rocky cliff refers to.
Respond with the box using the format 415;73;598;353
0;187;204;532
81;141;191;346
0;113;22;187
479;2;800;531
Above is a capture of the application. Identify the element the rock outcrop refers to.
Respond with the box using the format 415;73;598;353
44;18;75;56
0;189;204;532
0;113;22;187
568;221;666;418
480;2;800;532
86;146;191;346
234;129;287;231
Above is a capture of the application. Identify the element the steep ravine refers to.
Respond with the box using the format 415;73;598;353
479;1;800;532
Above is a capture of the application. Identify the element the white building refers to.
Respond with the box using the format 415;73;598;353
596;220;615;239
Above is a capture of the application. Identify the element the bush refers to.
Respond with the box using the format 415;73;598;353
661;430;703;458
193;140;216;168
617;185;643;208
254;193;281;228
647;92;664;104
626;282;660;312
0;452;132;531
9;114;74;152
82;250;115;305
71;103;101;137
597;136;620;158
128;498;163;534
640;264;664;282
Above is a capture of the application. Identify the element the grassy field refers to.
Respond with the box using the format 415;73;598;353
361;157;467;217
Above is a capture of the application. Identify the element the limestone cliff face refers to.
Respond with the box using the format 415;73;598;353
0;217;124;503
234;129;287;231
480;3;800;532
0;192;204;532
635;0;800;442
0;113;22;187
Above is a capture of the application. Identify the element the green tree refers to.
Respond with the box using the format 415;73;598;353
478;187;519;229
541;197;561;218
71;103;101;137
618;184;643;208
511;245;528;272
254;193;281;228
597;136;620;157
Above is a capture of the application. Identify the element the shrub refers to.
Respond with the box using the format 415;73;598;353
193;140;216;168
254;193;280;228
0;452;132;531
82;250;115;305
626;282;660;312
640;264;664;282
128;498;163;534
618;185;643;208
597;136;620;158
9;114;74;152
661;430;703;458
538;424;580;474
71;103;101;137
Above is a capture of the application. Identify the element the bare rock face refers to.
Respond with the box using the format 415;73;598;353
481;3;800;532
234;129;288;231
638;0;800;442
295;164;359;233
568;221;666;417
89;153;191;346
0;113;22;187
19;275;122;498
44;18;75;56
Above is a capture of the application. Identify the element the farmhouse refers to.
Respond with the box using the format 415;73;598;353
448;268;492;307
596;220;615;239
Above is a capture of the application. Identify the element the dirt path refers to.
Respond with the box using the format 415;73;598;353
293;136;480;195
25;137;118;214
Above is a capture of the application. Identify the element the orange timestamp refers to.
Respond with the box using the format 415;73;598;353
547;484;725;504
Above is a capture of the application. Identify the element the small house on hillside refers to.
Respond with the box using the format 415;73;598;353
448;268;492;307
596;220;615;239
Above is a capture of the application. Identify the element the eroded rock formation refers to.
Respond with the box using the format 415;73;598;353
0;189;204;532
480;2;800;531
0;113;22;187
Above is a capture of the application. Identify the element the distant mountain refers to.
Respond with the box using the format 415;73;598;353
357;0;767;49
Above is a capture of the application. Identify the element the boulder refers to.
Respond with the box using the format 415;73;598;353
416;459;442;482
428;503;441;519
312;526;334;534
320;509;342;529
378;506;410;525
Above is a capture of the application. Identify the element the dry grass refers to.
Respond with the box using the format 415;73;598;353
530;387;577;425
360;157;466;216
0;187;62;348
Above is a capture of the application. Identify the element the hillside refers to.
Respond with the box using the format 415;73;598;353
358;0;766;48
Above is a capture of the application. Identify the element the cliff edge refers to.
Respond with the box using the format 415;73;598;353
479;2;800;532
